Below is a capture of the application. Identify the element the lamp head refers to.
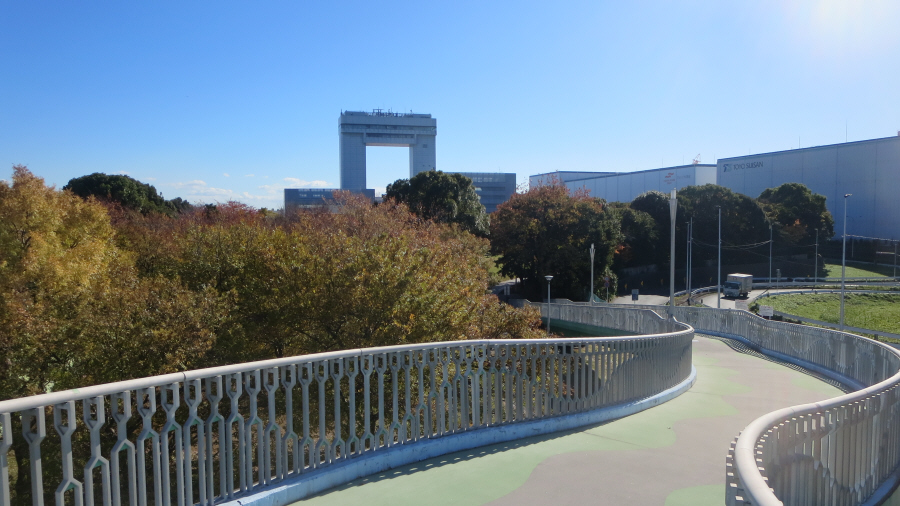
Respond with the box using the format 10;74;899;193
544;275;553;283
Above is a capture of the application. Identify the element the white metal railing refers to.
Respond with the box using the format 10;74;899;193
656;306;900;505
0;306;692;506
518;300;900;504
522;300;679;336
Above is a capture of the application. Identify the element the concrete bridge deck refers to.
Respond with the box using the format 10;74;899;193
295;335;845;505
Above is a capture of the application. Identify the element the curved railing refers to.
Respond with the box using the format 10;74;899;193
628;304;900;505
0;306;692;506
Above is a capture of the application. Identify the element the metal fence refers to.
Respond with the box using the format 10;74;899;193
622;304;900;505
0;306;692;506
524;300;678;336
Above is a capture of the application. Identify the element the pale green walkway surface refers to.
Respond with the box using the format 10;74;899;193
297;336;843;505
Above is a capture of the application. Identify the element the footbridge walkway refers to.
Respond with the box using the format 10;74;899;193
3;304;900;506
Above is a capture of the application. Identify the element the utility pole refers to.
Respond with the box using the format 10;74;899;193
669;190;677;317
589;243;595;305
769;222;773;289
814;229;819;293
717;206;722;309
686;218;692;305
840;194;851;331
545;275;554;336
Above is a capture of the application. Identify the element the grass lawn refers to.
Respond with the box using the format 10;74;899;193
822;261;898;278
762;293;900;335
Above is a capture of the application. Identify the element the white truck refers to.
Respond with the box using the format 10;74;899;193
723;273;753;298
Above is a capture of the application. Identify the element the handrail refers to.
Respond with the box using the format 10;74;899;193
657;306;900;505
0;305;693;506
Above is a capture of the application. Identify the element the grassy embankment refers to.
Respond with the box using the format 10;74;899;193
760;292;900;337
822;261;897;278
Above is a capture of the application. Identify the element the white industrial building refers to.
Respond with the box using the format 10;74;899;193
530;134;900;240
530;164;717;204
718;136;900;239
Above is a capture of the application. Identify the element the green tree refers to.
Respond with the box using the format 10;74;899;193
630;190;671;234
490;182;621;300
675;184;770;265
758;183;835;244
627;190;679;268
64;172;190;215
385;170;489;236
606;202;659;269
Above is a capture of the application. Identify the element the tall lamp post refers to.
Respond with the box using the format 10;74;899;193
589;243;595;305
669;190;677;317
717;205;722;309
840;194;851;331
814;228;819;293
686;218;692;305
545;275;554;336
769;222;773;289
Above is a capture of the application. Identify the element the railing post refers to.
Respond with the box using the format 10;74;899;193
0;413;12;506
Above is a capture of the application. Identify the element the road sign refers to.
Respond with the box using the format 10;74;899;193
735;300;749;311
604;276;611;288
632;289;639;301
759;305;774;317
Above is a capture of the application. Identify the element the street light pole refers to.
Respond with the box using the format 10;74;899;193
686;218;692;305
769;222;773;289
840;194;851;331
589;243;595;305
717;205;722;309
545;275;554;336
669;190;677;317
814;228;819;293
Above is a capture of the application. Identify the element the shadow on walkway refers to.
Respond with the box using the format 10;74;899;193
703;334;853;393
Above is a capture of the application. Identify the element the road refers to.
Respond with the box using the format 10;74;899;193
610;288;822;309
610;293;671;305
697;288;772;309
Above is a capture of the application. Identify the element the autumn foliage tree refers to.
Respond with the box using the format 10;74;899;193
0;167;232;506
0;166;228;401
1;167;544;396
127;194;541;364
96;192;545;370
490;182;621;301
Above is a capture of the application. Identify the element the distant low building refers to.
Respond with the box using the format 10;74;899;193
530;134;900;240
456;172;516;213
284;188;375;213
530;165;717;203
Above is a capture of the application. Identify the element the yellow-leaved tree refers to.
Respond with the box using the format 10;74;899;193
0;166;228;400
1;167;231;506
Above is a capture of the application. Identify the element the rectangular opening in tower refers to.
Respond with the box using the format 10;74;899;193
365;145;410;196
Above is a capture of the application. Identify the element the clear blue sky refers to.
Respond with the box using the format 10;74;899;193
3;1;899;207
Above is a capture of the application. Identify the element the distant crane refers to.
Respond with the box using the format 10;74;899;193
692;154;701;165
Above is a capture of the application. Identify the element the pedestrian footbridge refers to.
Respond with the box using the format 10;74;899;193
2;304;900;506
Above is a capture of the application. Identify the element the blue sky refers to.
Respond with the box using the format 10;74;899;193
2;1;899;207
